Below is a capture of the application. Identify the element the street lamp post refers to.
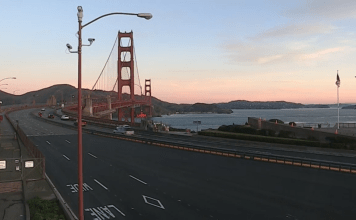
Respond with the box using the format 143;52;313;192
67;7;152;220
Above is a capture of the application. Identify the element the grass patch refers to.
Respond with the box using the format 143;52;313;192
28;196;66;220
199;130;323;148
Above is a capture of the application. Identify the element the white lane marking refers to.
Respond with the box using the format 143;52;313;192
65;140;71;144
88;153;97;158
142;195;165;209
129;175;147;185
94;179;108;190
46;141;51;145
108;205;125;216
63;155;70;161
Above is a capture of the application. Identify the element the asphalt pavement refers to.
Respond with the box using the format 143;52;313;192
6;108;356;219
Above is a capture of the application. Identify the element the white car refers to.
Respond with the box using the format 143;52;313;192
113;126;134;135
61;115;70;120
41;108;45;111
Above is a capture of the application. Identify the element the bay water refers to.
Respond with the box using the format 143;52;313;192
151;108;356;131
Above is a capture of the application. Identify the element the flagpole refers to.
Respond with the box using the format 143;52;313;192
337;84;339;129
337;70;340;129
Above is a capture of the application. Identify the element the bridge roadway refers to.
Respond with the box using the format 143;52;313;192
8;108;356;220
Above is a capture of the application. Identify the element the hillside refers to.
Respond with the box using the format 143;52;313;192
0;84;330;116
216;100;330;109
152;98;233;116
0;84;232;116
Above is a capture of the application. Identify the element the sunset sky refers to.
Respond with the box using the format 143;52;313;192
1;0;356;104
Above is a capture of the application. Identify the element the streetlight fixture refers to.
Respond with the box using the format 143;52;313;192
66;6;152;220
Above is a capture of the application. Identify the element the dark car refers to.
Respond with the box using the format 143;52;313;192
48;114;54;119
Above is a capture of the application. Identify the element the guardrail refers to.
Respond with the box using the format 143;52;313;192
339;123;356;128
5;106;46;180
31;110;356;175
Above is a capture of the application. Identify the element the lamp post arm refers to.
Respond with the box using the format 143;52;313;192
0;77;16;83
82;12;138;28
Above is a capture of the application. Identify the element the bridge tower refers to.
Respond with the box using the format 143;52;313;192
145;79;152;117
117;31;135;123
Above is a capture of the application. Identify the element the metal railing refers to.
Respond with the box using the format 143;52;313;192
5;106;46;180
338;123;356;128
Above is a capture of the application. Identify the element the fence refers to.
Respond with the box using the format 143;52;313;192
4;106;46;180
338;123;356;128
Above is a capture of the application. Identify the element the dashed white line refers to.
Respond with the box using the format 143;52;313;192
63;155;70;161
94;179;108;190
129;175;147;185
88;153;97;158
65;140;71;144
46;141;51;145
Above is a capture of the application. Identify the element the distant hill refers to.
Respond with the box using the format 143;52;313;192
152;98;233;116
0;84;330;116
342;105;356;109
216;100;330;109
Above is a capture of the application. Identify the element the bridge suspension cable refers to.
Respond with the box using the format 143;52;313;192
91;33;144;99
91;36;118;93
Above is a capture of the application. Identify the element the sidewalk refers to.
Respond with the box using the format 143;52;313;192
0;115;25;220
0;114;55;220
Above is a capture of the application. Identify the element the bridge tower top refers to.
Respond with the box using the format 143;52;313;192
118;31;134;102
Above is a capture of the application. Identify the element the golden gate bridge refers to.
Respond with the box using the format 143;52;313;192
65;31;152;124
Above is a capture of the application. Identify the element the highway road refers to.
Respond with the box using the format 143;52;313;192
47;108;356;164
8;108;356;220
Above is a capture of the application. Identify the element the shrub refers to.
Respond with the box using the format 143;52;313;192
269;119;284;124
289;122;297;126
307;136;318;141
257;129;276;137
278;130;293;138
28;196;66;220
218;124;257;135
198;130;320;147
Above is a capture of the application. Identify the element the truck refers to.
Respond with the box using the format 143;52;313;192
113;126;134;135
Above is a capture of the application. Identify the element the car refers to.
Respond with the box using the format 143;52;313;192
41;108;45;111
113;126;134;135
61;115;70;120
74;120;87;126
48;114;54;119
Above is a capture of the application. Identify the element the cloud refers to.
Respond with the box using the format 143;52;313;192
299;47;346;60
221;1;356;66
252;23;335;40
257;55;284;64
283;0;356;20
223;39;350;65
